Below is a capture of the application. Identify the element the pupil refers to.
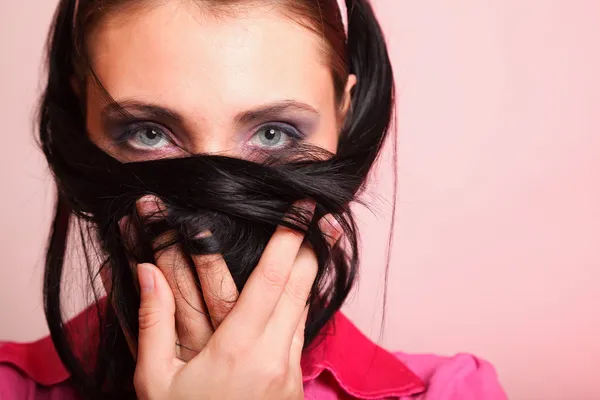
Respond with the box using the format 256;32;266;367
264;129;276;140
145;129;158;140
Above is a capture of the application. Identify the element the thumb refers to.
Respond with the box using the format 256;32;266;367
135;263;178;380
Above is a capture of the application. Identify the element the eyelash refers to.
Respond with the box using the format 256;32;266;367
114;121;305;152
115;122;174;150
246;122;305;145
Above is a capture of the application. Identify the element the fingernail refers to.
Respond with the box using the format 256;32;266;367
319;214;343;244
195;230;212;239
138;264;155;293
137;195;160;217
118;216;129;235
323;214;340;232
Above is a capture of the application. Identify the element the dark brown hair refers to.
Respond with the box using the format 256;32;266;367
41;1;395;398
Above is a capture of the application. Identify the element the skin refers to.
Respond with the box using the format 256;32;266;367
85;2;354;399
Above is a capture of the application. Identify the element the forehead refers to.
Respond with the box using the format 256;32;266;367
86;2;334;111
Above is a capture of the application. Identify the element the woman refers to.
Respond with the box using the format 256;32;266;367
0;0;507;399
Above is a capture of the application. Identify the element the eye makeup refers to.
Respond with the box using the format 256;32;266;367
114;122;175;149
99;99;321;158
246;121;305;150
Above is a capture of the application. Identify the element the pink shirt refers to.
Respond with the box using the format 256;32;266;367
0;306;507;399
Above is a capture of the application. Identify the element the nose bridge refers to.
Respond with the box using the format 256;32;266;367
187;117;239;156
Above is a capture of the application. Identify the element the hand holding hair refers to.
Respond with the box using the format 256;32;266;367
129;199;342;400
40;0;395;395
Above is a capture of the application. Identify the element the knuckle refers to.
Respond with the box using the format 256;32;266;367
262;360;289;384
211;335;243;367
285;276;311;305
260;262;288;289
138;307;162;331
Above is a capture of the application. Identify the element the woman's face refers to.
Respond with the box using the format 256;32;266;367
84;2;354;162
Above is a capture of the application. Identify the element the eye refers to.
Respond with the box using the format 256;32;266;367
118;123;172;151
248;123;303;149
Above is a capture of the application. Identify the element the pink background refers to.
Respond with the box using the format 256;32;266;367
1;1;599;399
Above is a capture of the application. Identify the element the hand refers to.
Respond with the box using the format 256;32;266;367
124;197;342;400
120;196;239;361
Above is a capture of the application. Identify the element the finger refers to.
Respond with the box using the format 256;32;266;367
317;213;343;247
157;235;212;361
231;200;315;333
137;197;213;361
191;234;238;330
265;245;317;353
137;195;166;222
289;306;309;367
135;263;182;385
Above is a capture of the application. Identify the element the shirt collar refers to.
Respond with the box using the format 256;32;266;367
302;312;425;398
1;304;425;398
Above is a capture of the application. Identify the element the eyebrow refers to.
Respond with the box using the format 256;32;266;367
101;99;320;126
234;100;320;125
101;101;184;125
